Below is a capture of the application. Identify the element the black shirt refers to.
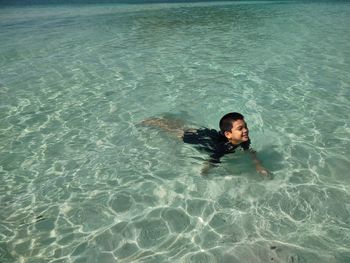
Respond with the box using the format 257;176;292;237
182;128;251;163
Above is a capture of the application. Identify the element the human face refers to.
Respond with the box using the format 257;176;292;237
224;119;249;145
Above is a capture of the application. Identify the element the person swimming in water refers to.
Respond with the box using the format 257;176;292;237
142;112;270;176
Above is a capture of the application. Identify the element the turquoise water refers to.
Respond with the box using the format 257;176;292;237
1;1;350;262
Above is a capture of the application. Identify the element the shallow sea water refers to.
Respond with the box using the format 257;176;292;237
1;1;350;262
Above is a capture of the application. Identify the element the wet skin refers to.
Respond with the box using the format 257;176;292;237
224;119;249;145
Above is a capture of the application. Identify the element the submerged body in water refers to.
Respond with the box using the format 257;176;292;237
142;112;270;176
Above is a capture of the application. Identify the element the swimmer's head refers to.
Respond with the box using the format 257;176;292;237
219;112;249;144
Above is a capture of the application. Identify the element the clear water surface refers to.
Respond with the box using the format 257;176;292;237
1;1;350;262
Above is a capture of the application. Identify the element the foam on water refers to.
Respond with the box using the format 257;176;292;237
1;1;350;262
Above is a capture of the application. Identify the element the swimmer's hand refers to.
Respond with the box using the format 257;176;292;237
200;161;214;176
200;159;219;176
248;150;272;178
256;164;271;178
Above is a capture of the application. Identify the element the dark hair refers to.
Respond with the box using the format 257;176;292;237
219;112;244;133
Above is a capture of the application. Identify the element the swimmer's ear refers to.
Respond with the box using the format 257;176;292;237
224;131;232;139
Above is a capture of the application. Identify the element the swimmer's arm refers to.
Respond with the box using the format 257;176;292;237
200;152;223;175
200;161;215;175
246;149;270;177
